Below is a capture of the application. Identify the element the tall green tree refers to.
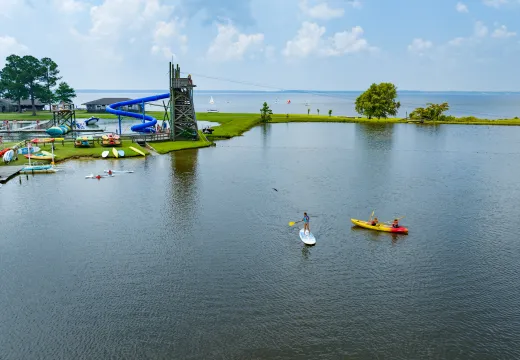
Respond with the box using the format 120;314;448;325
355;82;401;119
328;109;332;117
39;57;61;112
317;109;320;115
20;55;45;116
0;55;29;113
54;81;76;104
260;102;272;122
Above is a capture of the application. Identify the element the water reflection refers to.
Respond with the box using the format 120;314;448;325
167;149;199;230
354;122;395;151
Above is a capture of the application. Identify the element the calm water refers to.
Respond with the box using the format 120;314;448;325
74;90;520;119
1;123;520;359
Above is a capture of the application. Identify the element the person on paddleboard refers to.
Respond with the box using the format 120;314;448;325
303;213;310;234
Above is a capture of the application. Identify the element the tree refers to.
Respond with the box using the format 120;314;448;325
328;109;332;117
20;55;46;116
0;55;28;113
39;57;61;112
55;82;76;104
260;102;272;122
317;109;320;115
307;108;310;115
409;102;450;121
355;82;401;119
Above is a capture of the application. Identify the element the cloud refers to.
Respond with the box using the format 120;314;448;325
152;19;188;59
456;2;469;12
299;0;344;20
347;0;362;8
491;24;517;38
482;0;508;7
282;21;376;58
178;0;255;26
407;38;433;56
474;21;488;37
207;21;265;61
70;0;187;62
0;36;29;67
53;0;87;13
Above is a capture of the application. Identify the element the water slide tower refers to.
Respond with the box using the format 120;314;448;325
169;63;199;141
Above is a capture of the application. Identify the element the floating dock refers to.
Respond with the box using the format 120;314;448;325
0;166;24;184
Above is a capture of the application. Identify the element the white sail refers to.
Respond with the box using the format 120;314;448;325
209;96;215;105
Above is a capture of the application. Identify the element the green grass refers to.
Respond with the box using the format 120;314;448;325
196;112;263;139
149;131;213;154
0;141;149;166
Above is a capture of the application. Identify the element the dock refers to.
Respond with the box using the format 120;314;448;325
0;128;105;133
0;166;24;184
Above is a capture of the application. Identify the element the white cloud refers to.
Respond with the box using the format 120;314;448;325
282;21;376;58
447;37;466;46
207;21;265;61
491;24;517;38
0;36;29;67
53;0;87;13
152;19;188;59
0;0;22;18
474;21;488;37
348;0;362;8
299;0;344;20
482;0;508;7
407;38;433;56
456;2;469;12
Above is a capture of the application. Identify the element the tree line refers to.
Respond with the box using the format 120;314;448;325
0;54;76;115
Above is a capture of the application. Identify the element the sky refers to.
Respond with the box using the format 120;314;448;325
1;0;520;91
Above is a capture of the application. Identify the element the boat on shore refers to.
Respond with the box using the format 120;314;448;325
85;116;99;126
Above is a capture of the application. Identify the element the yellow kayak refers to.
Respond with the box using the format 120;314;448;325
351;218;408;234
129;146;146;156
112;148;118;158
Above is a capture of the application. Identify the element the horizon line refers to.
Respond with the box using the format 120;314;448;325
75;89;520;93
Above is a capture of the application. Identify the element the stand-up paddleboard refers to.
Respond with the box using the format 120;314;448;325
101;151;109;158
104;169;134;173
112;148;118;158
299;229;316;245
129;146;145;156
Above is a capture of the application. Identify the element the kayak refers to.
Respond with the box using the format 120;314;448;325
24;154;54;161
112;148;118;158
351;218;408;234
129;146;145;156
101;151;109;158
299;228;316;245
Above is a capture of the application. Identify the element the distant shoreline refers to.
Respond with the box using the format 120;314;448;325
74;89;520;94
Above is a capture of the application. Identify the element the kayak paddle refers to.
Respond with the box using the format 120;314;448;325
288;220;303;227
383;216;405;224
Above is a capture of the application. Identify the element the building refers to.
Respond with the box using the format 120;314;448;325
0;98;45;112
82;98;141;113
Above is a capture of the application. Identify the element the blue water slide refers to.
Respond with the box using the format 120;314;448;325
106;93;170;133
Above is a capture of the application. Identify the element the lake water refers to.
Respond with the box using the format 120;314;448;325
1;122;520;359
73;90;520;119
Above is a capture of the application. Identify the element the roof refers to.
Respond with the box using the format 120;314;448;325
82;98;133;105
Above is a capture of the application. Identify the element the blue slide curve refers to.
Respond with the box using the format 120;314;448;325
106;93;170;133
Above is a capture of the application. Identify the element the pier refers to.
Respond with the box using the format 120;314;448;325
0;166;24;184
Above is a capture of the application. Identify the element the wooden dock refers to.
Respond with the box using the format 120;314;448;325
0;166;24;184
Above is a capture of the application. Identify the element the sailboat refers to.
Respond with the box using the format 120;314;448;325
207;96;219;113
20;142;57;174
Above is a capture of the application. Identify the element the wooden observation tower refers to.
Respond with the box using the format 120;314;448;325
169;63;199;141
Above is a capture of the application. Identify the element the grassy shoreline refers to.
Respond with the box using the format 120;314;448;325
2;111;520;167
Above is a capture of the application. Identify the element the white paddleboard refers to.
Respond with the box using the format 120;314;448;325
101;151;109;158
299;229;316;245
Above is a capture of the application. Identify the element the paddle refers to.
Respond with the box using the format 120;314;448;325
288;220;303;227
383;216;405;225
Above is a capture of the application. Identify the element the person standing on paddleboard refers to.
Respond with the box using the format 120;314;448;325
303;213;310;234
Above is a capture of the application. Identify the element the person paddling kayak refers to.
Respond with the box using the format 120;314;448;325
303;212;310;235
392;219;400;228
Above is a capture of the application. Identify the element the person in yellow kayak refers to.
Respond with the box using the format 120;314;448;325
392;219;400;228
370;217;379;226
